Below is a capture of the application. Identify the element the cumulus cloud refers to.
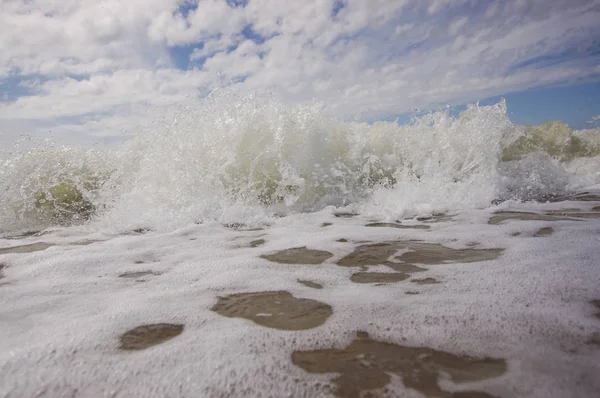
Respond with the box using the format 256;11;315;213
1;0;599;143
0;0;177;76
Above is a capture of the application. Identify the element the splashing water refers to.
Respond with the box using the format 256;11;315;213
1;93;599;232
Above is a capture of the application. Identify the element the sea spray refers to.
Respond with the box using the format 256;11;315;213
1;92;599;232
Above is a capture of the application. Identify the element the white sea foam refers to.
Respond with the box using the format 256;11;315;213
2;94;600;397
0;198;599;397
1;92;599;233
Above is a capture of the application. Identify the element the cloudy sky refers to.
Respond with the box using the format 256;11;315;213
1;0;599;144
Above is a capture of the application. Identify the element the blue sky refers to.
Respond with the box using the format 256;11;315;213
1;0;599;143
390;81;600;129
479;81;600;129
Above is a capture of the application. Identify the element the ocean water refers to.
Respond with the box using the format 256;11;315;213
1;93;599;234
1;94;600;398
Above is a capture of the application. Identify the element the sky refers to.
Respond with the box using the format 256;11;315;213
1;0;599;145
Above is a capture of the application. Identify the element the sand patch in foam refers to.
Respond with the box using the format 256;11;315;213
297;280;323;289
334;213;358;218
2;230;51;240
249;239;266;248
337;242;427;273
119;323;184;350
366;222;430;230
337;241;503;269
211;291;332;330
395;243;503;265
223;223;265;231
0;242;54;254
547;212;600;219
411;277;441;285
488;211;578;225
417;214;456;223
292;331;506;398
118;271;162;279
350;272;410;284
534;227;553;237
260;247;333;264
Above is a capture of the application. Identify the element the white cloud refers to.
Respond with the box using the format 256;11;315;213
394;23;414;36
1;0;599;143
0;0;177;77
427;0;471;15
448;16;468;36
484;2;499;19
0;68;213;119
148;0;249;46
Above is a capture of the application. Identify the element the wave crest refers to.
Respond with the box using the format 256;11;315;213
1;93;599;232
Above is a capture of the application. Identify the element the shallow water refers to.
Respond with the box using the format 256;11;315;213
292;331;507;398
211;291;333;331
0;242;54;254
1;95;600;397
119;324;184;351
1;194;599;397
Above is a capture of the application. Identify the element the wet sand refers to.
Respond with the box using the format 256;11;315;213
120;324;184;350
350;272;410;284
488;211;578;225
534;227;554;237
292;331;507;398
118;271;162;278
297;280;323;289
411;277;441;285
260;247;333;265
365;222;430;230
211;291;332;330
0;242;53;254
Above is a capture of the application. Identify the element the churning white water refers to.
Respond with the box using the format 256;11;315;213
1;92;599;232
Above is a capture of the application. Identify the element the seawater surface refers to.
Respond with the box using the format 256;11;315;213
1;93;599;234
1;195;600;397
1;95;600;396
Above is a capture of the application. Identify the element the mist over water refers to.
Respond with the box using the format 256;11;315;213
1;92;599;233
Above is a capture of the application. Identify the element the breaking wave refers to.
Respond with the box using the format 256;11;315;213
1;92;599;232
